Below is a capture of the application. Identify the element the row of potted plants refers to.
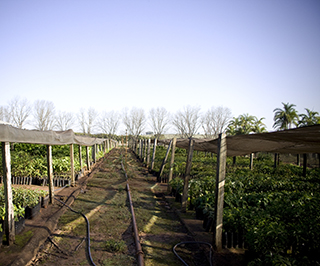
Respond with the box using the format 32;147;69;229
0;187;48;237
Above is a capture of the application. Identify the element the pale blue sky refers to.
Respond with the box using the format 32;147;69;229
1;0;319;132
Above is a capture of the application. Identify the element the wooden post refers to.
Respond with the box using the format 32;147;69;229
107;139;110;151
103;140;106;153
143;139;147;163
78;145;82;171
181;138;195;213
70;144;75;186
92;144;96;163
167;138;177;193
2;142;15;244
274;153;278;168
151;139;157;170
213;133;227;251
139;139;143;160
86;146;90;171
297;154;300;166
158;140;172;182
47;145;54;204
249;153;253;170
303;153;307;177
146;138;151;167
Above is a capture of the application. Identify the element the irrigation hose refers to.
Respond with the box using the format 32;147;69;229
54;196;97;266
173;241;214;266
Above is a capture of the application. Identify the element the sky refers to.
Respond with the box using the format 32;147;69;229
1;0;319;134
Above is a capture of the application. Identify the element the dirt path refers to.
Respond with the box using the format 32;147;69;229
23;148;209;266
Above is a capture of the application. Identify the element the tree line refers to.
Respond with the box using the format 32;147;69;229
0;97;319;138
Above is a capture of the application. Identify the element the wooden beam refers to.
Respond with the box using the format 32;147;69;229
249;153;253;170
167;138;177;193
213;133;227;251
181;138;195;213
47;145;54;204
70;144;75;186
2;142;15;245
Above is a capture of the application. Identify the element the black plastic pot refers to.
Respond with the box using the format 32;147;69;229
25;201;41;219
15;216;25;235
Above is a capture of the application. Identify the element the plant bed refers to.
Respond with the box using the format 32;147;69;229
25;201;41;219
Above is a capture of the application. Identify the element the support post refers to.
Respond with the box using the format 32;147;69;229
139;139;143;160
167;138;177;193
78;145;82;171
181;138;195;213
143;139;147;163
2;142;15;244
303;153;307;177
86;146;90;171
70;144;75;186
151;139;157;170
274;153;278;168
92;144;96;164
146;138;151;167
249;153;253;170
213;133;227;251
47;145;54;204
158;140;172;182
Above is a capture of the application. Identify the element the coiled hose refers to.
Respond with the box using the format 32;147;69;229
173;241;213;266
54;196;97;266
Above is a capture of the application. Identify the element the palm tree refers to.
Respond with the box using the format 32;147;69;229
253;117;267;133
298;108;320;127
226;114;266;135
273;102;299;130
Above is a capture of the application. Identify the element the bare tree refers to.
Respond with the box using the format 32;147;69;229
77;107;97;134
149;107;171;138
98;110;120;135
55;111;75;131
172;105;201;138
122;107;146;137
201;106;232;137
33;100;56;130
0;106;10;123
7;97;31;129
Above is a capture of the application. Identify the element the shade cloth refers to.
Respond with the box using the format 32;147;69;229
158;124;320;156
0;124;107;146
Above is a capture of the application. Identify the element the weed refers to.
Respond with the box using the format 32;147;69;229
105;239;126;253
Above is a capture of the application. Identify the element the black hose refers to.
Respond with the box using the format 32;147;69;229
54;196;97;266
173;241;214;266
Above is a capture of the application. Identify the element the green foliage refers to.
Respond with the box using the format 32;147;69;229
0;187;47;228
155;147;320;265
105;239;126;253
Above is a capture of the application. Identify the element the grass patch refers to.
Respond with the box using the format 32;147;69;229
14;230;33;248
105;239;126;253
